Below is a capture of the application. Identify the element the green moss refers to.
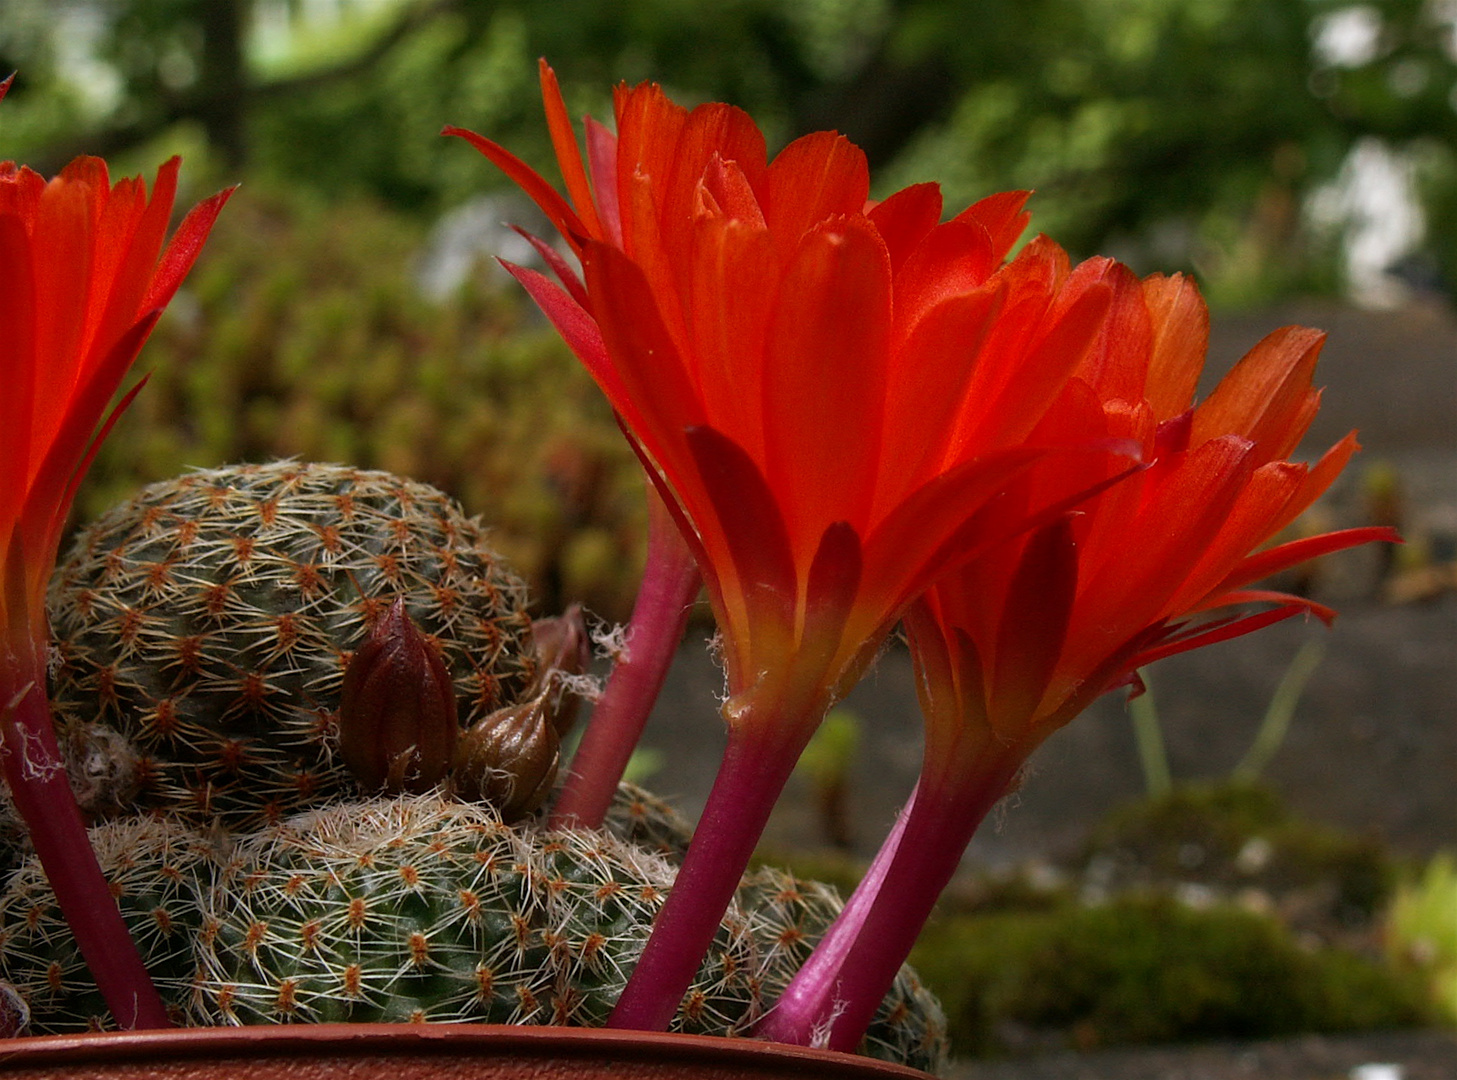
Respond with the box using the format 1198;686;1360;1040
1083;781;1396;924
911;895;1430;1056
907;909;1050;1053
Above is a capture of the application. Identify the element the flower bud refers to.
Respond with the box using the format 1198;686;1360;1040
450;692;559;820
339;597;458;794
529;602;591;737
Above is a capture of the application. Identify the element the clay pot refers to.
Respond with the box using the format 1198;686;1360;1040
0;1024;933;1079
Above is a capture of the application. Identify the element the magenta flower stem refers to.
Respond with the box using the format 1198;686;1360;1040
608;720;807;1031
0;649;171;1030
755;783;918;1046
820;750;1024;1053
550;492;700;829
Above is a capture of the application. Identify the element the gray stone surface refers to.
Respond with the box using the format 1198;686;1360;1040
631;596;1455;867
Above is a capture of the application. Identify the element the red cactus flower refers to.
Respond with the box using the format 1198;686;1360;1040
762;265;1399;1052
450;62;1131;1029
1;82;232;1028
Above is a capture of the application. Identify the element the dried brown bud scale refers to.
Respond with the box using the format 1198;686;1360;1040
527;603;591;737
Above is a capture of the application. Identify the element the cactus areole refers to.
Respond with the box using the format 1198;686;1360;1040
9;461;947;1072
0;793;947;1071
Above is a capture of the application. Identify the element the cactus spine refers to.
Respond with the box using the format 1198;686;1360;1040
0;794;947;1071
0;462;948;1072
45;461;539;829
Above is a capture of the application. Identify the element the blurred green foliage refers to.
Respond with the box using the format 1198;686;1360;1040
7;0;1456;617
1083;782;1396;925
911;894;1431;1054
3;0;1455;304
1387;852;1457;1021
77;182;649;621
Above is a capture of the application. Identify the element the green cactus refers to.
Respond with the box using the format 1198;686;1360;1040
45;460;540;830
0;816;217;1028
600;782;694;860
194;794;743;1030
0;793;947;1071
4;459;948;1070
737;868;948;1070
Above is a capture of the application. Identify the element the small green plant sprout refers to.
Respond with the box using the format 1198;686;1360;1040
1129;638;1327;796
1128;677;1172;799
1232;639;1326;783
1387;852;1457;1021
794;708;862;851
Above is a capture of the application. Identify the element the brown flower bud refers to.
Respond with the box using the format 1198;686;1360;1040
339;597;458;794
528;602;591;737
450;692;559;821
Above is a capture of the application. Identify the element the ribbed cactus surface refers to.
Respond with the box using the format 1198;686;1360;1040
3;461;949;1072
0;817;216;1028
601;782;694;860
737;868;949;1069
0;794;948;1072
197;795;731;1030
46;461;539;829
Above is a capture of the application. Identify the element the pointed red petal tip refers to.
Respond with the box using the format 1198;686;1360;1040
443;124;589;250
0;73;13;103
141;182;236;312
508;223;589;306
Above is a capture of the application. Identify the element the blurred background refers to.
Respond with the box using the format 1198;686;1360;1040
2;0;1453;612
4;0;1456;1065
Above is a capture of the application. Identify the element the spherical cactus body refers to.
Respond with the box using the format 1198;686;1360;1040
0;793;947;1072
46;461;539;828
7;461;948;1072
196;795;728;1029
0;817;217;1028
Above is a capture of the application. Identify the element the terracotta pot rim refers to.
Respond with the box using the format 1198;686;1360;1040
0;1023;930;1077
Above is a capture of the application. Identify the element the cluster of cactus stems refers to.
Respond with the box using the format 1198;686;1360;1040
0;460;945;1067
0;794;946;1070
